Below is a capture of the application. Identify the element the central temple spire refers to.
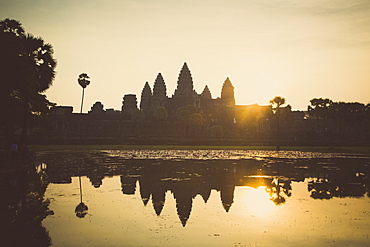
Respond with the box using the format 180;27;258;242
173;62;194;96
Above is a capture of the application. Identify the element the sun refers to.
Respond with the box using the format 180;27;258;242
242;186;276;218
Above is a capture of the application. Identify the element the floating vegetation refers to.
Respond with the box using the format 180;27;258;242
103;149;366;160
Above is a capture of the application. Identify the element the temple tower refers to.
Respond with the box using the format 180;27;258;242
220;184;235;212
89;101;105;114
172;62;198;108
121;94;138;113
152;73;168;109
200;85;212;108
201;85;212;99
221;77;235;106
153;73;167;99
173;62;194;96
140;81;152;112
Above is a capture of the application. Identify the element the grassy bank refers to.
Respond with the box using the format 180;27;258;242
28;144;370;154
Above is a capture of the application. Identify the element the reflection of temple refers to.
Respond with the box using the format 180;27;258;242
39;152;370;226
125;160;243;226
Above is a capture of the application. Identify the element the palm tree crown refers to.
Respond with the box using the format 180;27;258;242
78;73;90;89
270;96;286;109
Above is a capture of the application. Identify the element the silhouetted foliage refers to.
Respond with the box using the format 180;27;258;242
307;98;333;132
304;99;370;143
77;73;90;89
0;18;56;149
270;96;286;150
308;98;332;117
270;96;286;113
0;163;52;246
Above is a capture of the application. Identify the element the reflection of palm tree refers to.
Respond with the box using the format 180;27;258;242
271;190;286;205
281;180;292;197
75;175;88;218
266;177;288;205
75;202;88;218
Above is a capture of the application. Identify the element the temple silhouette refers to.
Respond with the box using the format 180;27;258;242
43;63;278;144
139;62;236;118
37;62;369;145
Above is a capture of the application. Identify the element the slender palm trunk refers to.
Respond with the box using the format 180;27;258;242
80;87;85;114
79;176;83;203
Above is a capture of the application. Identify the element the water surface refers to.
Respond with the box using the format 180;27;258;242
3;150;370;246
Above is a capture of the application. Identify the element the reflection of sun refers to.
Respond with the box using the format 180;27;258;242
244;186;276;218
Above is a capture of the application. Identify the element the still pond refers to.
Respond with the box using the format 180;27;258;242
2;150;370;246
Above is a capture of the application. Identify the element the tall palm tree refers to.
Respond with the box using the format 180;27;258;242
78;73;90;113
20;34;56;143
270;96;286;150
0;18;57;148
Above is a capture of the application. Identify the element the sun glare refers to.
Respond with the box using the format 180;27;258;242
243;186;276;218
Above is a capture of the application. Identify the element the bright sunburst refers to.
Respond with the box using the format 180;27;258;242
242;186;276;218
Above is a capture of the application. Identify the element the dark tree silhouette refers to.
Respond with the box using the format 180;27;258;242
329;102;367;137
78;73;90;113
0;18;56;150
269;96;286;150
270;96;286;112
308;98;333;132
1;162;53;246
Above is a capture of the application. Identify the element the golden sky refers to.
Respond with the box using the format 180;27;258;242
1;0;370;111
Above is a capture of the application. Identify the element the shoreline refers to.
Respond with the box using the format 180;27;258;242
28;144;370;154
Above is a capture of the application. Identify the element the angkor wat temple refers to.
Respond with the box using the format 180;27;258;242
139;62;235;119
42;63;369;145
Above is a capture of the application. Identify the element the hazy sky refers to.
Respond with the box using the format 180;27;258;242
1;0;370;112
